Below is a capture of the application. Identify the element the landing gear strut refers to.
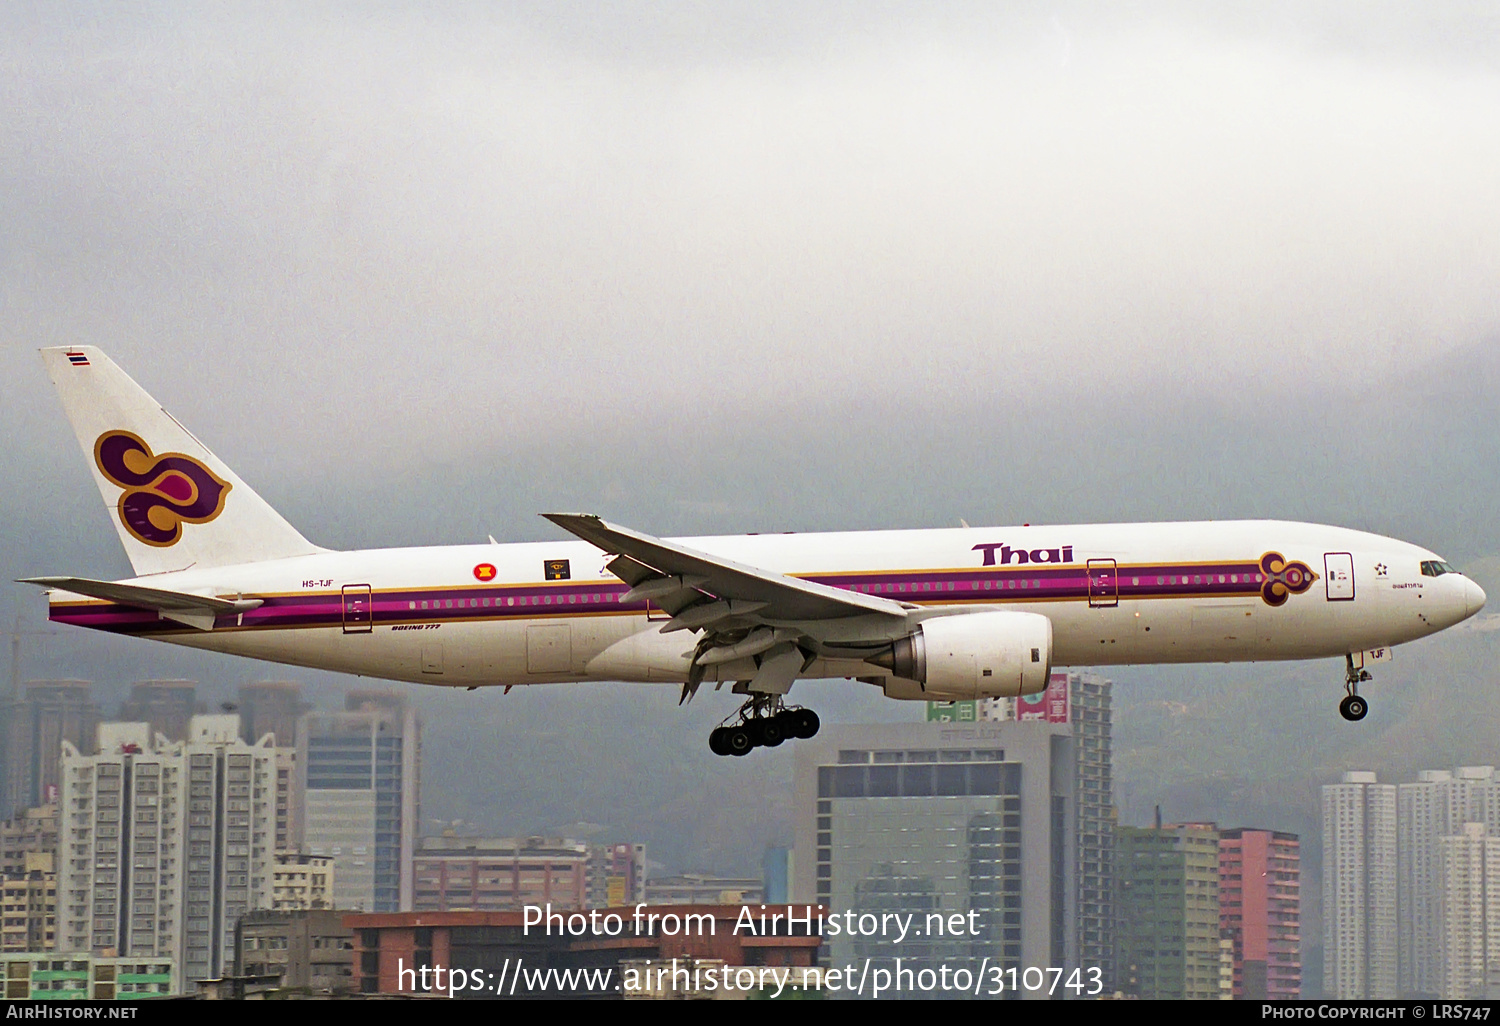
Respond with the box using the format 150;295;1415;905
708;695;820;757
1341;654;1370;722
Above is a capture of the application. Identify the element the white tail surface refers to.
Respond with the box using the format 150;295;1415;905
41;346;324;576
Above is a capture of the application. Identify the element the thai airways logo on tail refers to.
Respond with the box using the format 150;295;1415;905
93;430;232;547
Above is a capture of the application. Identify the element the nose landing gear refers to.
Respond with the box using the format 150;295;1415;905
708;694;820;757
1341;654;1371;721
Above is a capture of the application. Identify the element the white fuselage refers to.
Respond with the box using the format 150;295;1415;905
47;519;1484;693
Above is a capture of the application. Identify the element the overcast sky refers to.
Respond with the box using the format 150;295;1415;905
3;0;1497;583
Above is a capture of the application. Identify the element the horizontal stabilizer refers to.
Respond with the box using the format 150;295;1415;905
18;576;262;631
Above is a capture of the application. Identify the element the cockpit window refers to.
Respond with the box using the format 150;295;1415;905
1420;560;1461;577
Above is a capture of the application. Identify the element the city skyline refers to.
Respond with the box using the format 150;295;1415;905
15;665;1500;997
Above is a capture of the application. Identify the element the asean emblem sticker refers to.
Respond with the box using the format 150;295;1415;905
473;563;497;581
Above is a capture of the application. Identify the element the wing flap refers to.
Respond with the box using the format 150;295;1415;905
543;513;906;621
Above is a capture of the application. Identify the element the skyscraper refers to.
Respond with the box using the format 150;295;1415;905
299;691;420;912
1398;766;1500;996
1;681;100;817
1219;828;1301;999
793;720;1075;995
1323;771;1398;999
1066;671;1115;990
1116;818;1225;999
1436;822;1500;999
57;715;277;985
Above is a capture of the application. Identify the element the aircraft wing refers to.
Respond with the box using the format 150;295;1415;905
542;513;908;623
18;575;263;631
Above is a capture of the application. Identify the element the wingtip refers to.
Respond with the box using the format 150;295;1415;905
540;512;603;524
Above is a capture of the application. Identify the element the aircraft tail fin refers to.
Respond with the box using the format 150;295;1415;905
40;346;324;576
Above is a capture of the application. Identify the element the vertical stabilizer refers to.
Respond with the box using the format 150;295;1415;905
41;346;324;576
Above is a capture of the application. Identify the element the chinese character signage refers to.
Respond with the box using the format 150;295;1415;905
1016;672;1070;723
926;701;977;723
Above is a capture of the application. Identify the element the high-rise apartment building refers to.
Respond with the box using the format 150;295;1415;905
1;681;100;817
793;720;1075;995
1323;770;1398;999
1219;828;1300;999
1398;766;1500;996
1;852;55;952
270;748;300;853
1436;822;1500;999
1;803;59;954
57;715;277;985
1066;671;1115;990
1;804;58;878
1116;818;1226;999
116;681;200;743
299;692;419;912
235;683;307;852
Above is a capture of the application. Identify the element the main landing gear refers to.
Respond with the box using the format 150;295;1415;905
1340;654;1371;722
708;695;820;757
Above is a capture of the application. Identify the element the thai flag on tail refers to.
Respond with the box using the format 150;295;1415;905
66;352;89;366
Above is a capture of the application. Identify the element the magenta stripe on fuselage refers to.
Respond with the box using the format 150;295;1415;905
48;559;1273;636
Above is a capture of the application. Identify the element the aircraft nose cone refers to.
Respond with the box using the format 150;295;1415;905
1466;577;1487;618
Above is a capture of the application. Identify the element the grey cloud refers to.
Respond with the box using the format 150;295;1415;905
2;2;1496;554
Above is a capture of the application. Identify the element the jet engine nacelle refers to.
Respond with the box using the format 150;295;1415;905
872;611;1054;700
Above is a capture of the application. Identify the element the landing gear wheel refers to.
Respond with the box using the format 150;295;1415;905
709;695;821;756
1339;695;1368;722
726;726;755;756
793;708;820;739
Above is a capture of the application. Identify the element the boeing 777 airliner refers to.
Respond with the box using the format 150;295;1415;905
22;348;1486;756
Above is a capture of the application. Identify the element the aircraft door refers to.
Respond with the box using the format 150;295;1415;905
341;584;373;633
1325;553;1355;601
1087;559;1119;608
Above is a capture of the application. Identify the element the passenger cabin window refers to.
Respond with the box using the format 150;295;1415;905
1421;560;1460;577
